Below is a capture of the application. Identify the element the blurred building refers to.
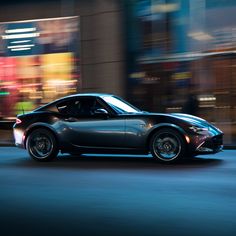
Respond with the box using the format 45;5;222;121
125;0;236;145
1;0;236;145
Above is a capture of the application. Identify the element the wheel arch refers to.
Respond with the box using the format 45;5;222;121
146;123;188;149
24;123;59;149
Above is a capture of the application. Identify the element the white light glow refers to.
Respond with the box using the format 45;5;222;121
5;27;36;34
10;40;31;44
7;44;35;49
199;97;216;101
2;32;40;39
188;32;213;41
13;129;23;144
11;47;31;51
151;3;179;13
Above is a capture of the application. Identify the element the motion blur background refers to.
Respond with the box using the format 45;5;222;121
1;0;236;145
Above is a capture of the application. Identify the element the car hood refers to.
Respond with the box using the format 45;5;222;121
169;113;207;125
130;112;209;126
167;113;222;130
135;112;209;127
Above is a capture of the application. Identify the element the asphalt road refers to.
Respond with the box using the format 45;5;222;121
0;148;236;236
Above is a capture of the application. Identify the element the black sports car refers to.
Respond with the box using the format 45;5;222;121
13;93;223;163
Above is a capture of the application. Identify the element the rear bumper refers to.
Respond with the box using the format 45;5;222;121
15;143;25;149
13;127;25;149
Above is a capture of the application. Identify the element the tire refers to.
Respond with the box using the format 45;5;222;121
150;128;186;163
26;128;59;162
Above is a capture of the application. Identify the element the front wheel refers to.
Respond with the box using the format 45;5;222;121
26;128;59;162
150;128;186;163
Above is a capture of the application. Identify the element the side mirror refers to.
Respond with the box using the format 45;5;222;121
94;108;109;116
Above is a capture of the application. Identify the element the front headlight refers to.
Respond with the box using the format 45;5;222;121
189;125;209;134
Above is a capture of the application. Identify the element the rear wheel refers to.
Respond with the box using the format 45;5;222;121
26;128;58;162
150;128;186;163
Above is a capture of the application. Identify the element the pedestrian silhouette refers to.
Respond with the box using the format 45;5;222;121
182;92;199;116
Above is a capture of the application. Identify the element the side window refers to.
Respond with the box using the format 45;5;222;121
57;99;80;117
56;97;108;117
90;99;104;113
56;97;103;117
78;98;99;116
41;103;59;113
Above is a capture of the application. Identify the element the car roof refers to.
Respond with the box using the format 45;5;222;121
63;93;113;99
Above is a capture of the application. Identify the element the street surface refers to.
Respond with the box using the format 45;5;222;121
0;147;236;236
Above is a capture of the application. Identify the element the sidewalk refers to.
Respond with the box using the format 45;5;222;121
0;121;14;146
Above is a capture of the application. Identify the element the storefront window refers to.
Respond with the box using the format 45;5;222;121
0;16;80;120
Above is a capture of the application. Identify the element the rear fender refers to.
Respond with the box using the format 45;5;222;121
24;123;59;148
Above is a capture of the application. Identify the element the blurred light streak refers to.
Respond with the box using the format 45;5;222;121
10;40;31;44
188;31;213;41
2;33;40;39
11;47;31;51
0;92;10;96
151;3;180;13
7;44;35;49
5;27;36;34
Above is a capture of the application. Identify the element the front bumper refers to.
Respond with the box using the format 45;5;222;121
195;134;223;154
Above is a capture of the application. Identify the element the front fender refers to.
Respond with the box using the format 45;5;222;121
146;123;190;150
148;123;187;136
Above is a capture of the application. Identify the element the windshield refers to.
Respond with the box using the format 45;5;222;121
102;96;141;114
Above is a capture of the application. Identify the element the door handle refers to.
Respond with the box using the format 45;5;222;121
64;117;77;122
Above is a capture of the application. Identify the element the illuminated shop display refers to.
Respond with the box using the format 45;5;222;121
0;16;80;119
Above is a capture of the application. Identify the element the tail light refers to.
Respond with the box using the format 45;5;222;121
16;118;22;124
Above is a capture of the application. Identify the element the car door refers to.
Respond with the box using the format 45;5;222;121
59;97;125;148
124;114;149;149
